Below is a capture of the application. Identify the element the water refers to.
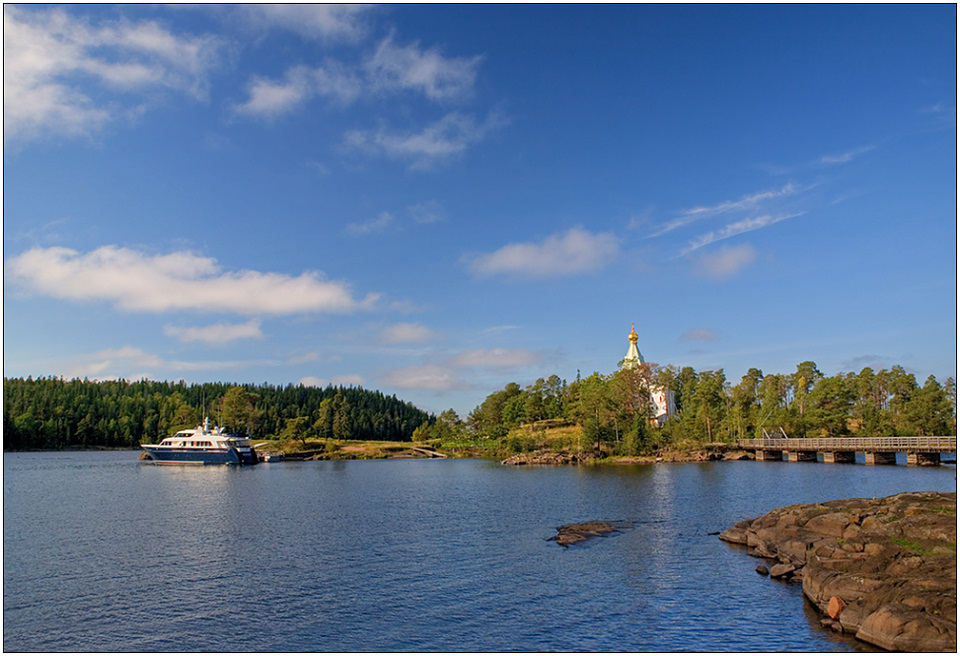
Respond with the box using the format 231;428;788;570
4;452;955;652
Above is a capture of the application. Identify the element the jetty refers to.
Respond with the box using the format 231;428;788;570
737;436;956;466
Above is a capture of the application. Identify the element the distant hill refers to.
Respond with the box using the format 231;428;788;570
3;377;432;450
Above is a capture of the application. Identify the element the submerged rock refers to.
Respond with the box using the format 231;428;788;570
550;521;621;547
720;491;957;652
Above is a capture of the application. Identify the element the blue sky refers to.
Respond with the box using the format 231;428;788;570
4;4;956;417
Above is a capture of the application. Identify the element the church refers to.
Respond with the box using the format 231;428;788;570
620;323;676;426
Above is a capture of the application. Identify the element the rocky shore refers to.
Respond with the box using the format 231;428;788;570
500;450;583;465
501;448;753;466
720;491;956;652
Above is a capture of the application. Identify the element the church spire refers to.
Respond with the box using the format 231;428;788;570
622;322;644;369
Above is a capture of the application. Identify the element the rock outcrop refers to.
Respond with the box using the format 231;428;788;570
501;450;582;465
720;491;957;652
550;521;621;546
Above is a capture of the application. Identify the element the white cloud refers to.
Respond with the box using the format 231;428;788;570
236;5;371;42
681;213;802;256
408;199;445;224
346;211;395;236
381;364;472;391
449;348;541;368
234;34;481;120
344;111;502;166
378;346;542;392
233;62;363;118
3;5;222;143
298;374;366;388
288;351;323;365
820;145;874;164
694;244;758;280
60;345;245;380
381;323;440;344
682;328;719;342
5;245;379;315
365;34;481;101
464;227;619;279
651;183;800;237
163;319;263;346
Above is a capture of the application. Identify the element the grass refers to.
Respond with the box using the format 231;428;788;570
891;537;956;557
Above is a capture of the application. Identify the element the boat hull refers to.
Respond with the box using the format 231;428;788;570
140;446;257;465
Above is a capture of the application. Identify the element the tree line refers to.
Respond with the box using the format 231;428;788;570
3;377;432;450
458;362;957;456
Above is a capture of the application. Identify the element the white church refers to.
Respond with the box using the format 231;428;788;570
620;323;676;426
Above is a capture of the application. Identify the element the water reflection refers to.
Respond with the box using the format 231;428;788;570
4;452;955;652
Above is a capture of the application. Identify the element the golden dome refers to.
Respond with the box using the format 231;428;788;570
628;322;639;344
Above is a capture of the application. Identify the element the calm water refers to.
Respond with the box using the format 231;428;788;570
4;452;956;652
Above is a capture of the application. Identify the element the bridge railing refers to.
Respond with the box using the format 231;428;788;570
736;436;957;453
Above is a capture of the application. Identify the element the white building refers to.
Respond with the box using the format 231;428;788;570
620;323;676;426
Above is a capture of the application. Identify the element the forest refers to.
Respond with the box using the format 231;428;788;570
3;378;431;450
4;361;957;455
452;362;957;456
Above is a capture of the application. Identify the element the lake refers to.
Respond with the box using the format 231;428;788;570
3;452;956;651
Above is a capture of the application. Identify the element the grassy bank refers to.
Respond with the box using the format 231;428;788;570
261;421;748;463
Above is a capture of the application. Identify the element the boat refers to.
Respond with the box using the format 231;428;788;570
140;418;259;465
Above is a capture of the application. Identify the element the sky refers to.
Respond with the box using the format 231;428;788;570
3;4;957;417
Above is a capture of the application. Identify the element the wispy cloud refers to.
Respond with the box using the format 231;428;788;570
464;227;619;279
448;348;542;368
680;213;802;256
3;5;222;143
378;346;543;392
235;5;372;42
682;328;719;342
650;183;800;238
59;345;249;381
346;211;395;236
693;244;758;280
163;319;263;346
364;33;482;102
381;364;473;391
344;111;503;167
408;199;445;224
234;62;362;118
234;34;482;119
5;245;379;315
820;145;874;165
380;322;441;344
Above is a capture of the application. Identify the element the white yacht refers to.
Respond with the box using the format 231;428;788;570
140;418;259;465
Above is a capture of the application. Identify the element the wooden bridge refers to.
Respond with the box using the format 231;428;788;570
736;436;957;466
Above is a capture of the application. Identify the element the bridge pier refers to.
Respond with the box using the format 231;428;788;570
755;449;783;462
786;450;818;462
864;452;897;466
822;451;856;464
906;452;941;466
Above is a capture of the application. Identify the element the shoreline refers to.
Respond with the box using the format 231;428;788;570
719;491;957;652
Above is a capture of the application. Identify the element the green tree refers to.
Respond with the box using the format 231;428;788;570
807;374;855;436
731;368;762;439
332;391;351;440
758;373;788;436
281;416;312;447
789;361;822;436
220;387;260;434
691;369;726;442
